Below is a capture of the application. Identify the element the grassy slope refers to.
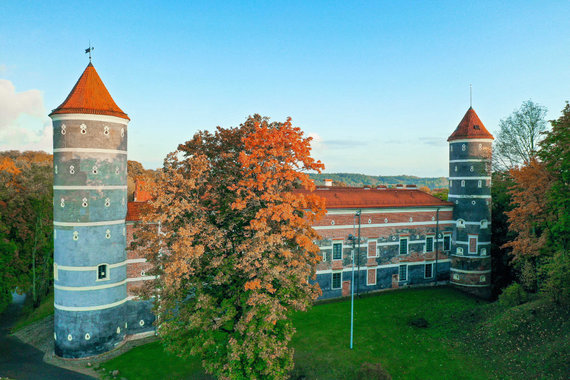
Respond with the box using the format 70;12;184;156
101;287;570;379
11;291;54;332
102;287;492;380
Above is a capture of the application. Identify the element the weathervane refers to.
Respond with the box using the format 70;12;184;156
85;41;94;62
470;84;472;108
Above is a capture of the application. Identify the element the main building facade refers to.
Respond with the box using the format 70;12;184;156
51;63;493;358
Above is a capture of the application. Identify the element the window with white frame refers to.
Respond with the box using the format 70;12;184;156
399;236;408;255
425;236;434;253
456;219;465;228
443;235;451;251
468;235;478;254
480;219;488;229
97;264;109;281
332;243;342;260
399;264;408;281
425;263;433;278
331;272;342;289
367;268;377;286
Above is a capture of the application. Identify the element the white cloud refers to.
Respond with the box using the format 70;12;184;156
0;79;52;152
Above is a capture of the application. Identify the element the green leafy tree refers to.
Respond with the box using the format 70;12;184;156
494;100;548;170
136;115;326;379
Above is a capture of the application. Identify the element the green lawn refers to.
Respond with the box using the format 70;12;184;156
102;287;495;379
100;287;570;379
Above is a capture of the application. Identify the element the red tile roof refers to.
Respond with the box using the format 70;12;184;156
134;179;153;202
50;63;130;120
125;187;452;221
447;107;493;141
295;187;453;209
126;201;149;222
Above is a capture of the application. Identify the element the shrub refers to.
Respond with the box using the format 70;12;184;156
357;362;392;380
499;283;528;306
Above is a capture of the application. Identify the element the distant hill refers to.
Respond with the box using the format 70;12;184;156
309;173;448;190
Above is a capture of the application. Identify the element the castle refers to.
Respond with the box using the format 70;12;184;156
51;63;493;358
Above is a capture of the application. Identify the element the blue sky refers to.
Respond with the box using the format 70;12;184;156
1;1;568;176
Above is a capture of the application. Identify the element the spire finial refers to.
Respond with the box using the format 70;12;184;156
85;41;94;62
469;84;472;108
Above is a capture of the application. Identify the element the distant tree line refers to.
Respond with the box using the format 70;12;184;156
309;173;448;189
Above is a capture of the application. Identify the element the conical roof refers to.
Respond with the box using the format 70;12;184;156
50;63;129;120
447;107;493;141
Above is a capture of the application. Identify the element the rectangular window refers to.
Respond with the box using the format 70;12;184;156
425;236;434;252
469;235;478;254
332;272;342;289
332;243;342;260
367;268;377;286
425;263;433;278
97;264;108;280
399;264;407;281
443;235;451;251
399;237;408;255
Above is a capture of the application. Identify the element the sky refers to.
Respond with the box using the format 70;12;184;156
1;1;568;176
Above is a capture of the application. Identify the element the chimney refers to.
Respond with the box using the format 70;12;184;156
324;179;333;187
376;185;387;190
396;184;404;189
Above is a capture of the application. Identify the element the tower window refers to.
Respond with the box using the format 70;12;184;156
456;219;465;228
461;180;465;187
480;219;488;229
450;145;453;152
455;166;458;172
478;143;482;150
450;181;453;187
462;144;466;151
97;264;109;280
468;235;478;254
470;166;474;172
478;180;482;188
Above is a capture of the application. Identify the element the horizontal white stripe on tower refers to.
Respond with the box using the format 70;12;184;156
455;241;491;245
313;220;454;230
53;185;127;190
449;138;494;143
450;268;491;274
449;176;491;180
450;281;489;287
55;279;127;291
448;195;491;199
54;219;125;227
53;148;127;154
50;113;129;125
54;297;128;312
449;159;490;163
57;261;127;271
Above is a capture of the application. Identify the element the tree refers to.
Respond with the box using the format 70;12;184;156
494;100;548;170
136;115;326;379
537;103;570;303
0;151;53;307
502;103;570;302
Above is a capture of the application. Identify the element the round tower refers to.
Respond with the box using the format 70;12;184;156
447;107;494;298
50;63;130;358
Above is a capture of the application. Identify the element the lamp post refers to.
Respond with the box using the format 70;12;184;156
348;233;355;349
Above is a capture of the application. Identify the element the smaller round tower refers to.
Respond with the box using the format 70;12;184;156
448;107;494;298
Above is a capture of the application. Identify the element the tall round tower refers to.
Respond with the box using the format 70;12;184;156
448;107;494;298
50;63;130;358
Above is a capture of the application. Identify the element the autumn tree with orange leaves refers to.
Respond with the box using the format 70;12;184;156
136;115;326;379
